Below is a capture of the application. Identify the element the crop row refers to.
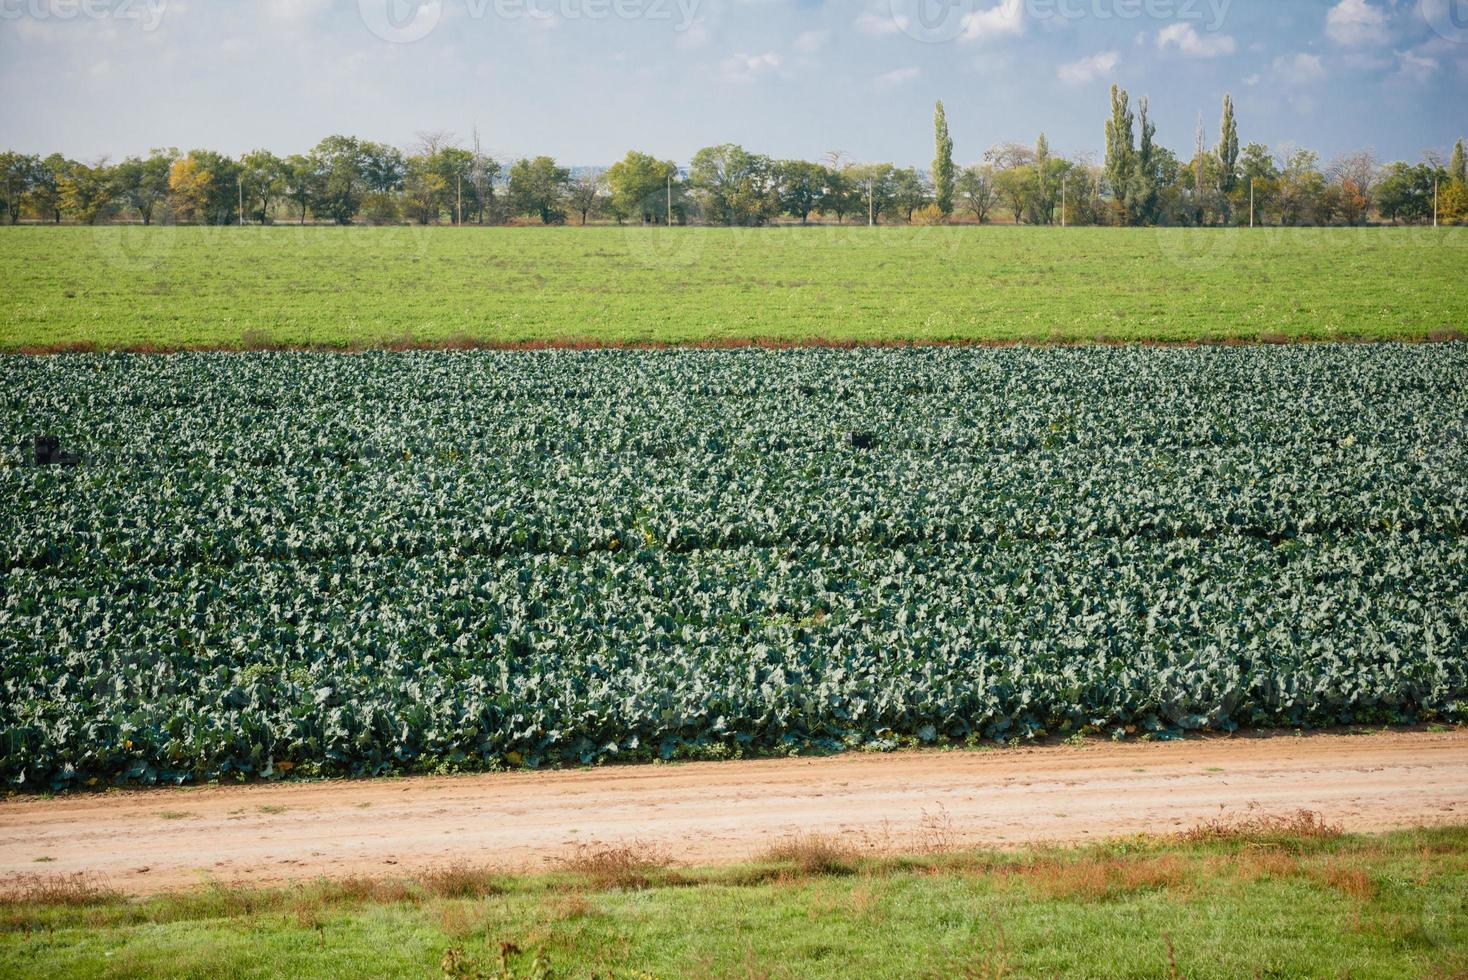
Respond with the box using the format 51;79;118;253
2;346;1465;787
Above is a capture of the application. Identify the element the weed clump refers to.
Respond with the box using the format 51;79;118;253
1179;809;1342;849
0;872;121;908
758;833;864;877
557;842;672;891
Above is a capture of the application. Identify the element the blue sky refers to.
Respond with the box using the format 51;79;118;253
1;0;1464;166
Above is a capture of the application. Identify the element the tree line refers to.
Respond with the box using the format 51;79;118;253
1;92;1464;229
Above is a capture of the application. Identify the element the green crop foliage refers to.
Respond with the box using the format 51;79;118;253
1;345;1465;788
0;225;1464;350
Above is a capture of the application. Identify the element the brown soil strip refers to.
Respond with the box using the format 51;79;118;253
2;730;1463;896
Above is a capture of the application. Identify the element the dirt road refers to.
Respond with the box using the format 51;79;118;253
3;730;1464;896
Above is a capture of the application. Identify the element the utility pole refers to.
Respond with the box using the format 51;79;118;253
1433;175;1439;228
1061;175;1067;228
667;172;672;227
1249;178;1255;229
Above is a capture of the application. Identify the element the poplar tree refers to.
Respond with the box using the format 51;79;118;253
1035;132;1052;223
933;101;955;218
1104;85;1135;212
1450;139;1466;185
1126;96;1159;225
1218;94;1240;193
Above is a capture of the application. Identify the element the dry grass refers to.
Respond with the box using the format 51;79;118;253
556;842;672;891
1232;850;1304;883
0;872;121;908
307;874;421;906
1006;854;1190;902
914;805;960;854
1311;859;1379;901
1178;808;1342;849
437;901;498;940
757;833;866;877
418;864;506;900
540;892;597;924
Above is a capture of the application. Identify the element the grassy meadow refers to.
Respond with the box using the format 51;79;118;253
3;824;1465;979
1;225;1464;350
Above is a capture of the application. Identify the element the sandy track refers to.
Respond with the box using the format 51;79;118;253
2;731;1464;896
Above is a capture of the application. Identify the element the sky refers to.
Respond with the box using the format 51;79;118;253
1;0;1464;167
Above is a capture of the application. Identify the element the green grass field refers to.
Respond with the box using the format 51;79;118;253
3;824;1464;979
1;226;1463;350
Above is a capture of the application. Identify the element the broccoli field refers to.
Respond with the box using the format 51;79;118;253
2;345;1466;789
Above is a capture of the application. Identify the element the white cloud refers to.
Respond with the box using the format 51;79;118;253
794;29;830;54
1156;23;1237;58
1325;0;1387;46
720;51;781;83
1272;52;1326;83
855;12;906;36
873;66;920;88
959;0;1025;43
1057;50;1119;85
1393;47;1440;82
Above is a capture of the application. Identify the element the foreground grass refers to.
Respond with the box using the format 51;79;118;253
1;225;1464;350
3;821;1465;978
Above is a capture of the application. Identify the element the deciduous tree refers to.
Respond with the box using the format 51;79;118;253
59;158;116;225
311;135;367;225
994;165;1035;224
605;151;679;225
956;164;996;223
567;169;605;225
29;154;69;224
890;167;929;222
0;151;37;224
689;144;777;226
774;159;827;224
239;149;286;224
283;154;316;225
846;162;895;225
114;149;174;225
509;156;570;224
1327;150;1378;226
168;156;211;224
